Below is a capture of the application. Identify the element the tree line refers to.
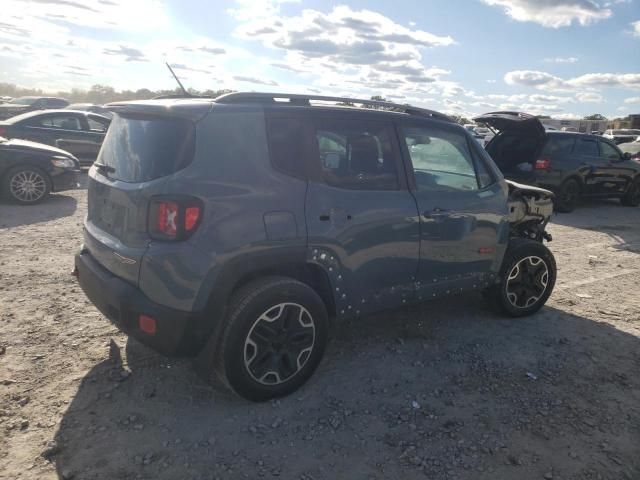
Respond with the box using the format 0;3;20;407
0;83;623;122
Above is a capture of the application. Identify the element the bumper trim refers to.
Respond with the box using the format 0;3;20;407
75;251;198;356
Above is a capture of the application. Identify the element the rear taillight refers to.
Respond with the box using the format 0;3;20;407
149;196;203;241
535;158;552;170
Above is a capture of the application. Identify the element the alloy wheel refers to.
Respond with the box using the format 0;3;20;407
10;170;47;203
505;256;549;309
244;303;315;385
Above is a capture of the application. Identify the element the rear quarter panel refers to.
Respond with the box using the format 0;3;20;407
138;106;308;312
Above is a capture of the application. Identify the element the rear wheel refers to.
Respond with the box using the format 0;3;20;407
486;239;556;317
554;178;580;213
210;276;329;402
2;165;51;205
621;178;640;207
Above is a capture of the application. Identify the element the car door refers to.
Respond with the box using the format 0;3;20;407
78;114;109;162
598;139;635;194
303;113;420;317
34;113;95;163
572;137;608;195
397;120;509;299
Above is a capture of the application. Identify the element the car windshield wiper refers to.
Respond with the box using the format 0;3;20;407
94;162;116;175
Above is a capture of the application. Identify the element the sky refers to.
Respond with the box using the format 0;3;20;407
1;0;640;119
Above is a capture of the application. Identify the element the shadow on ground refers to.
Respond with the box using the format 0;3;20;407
0;194;78;228
51;296;640;480
551;197;640;254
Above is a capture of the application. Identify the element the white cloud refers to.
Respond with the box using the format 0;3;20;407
504;70;640;92
481;0;612;28
624;96;640;104
3;0;169;31
631;20;640;36
544;56;578;63
576;92;605;102
530;94;574;103
504;70;566;89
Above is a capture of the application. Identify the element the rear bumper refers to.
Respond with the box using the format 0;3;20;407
75;250;198;356
51;169;80;192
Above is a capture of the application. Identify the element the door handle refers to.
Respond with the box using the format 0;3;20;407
424;208;449;219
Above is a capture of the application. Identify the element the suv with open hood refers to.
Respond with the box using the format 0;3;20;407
475;111;640;212
75;94;558;401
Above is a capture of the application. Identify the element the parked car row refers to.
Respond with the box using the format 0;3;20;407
0;110;109;166
0;108;110;203
476;111;640;212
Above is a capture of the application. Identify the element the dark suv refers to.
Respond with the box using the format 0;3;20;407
75;94;557;401
476;112;640;212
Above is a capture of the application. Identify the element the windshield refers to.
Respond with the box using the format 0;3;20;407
8;97;37;105
97;114;196;183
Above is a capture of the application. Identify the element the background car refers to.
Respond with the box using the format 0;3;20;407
602;129;640;145
0;96;69;120
0;110;110;165
476;111;640;212
618;139;640;161
473;126;494;146
0;136;80;204
66;103;113;119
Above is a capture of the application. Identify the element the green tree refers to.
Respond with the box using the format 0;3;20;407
584;114;607;120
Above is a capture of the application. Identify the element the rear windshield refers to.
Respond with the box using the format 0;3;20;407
97;114;195;183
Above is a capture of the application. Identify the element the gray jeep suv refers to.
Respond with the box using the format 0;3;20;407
75;93;556;401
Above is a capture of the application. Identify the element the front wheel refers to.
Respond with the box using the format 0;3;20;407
486;239;556;317
3;165;51;204
621;179;640;207
210;276;329;402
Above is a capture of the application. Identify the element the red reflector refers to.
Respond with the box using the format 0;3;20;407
535;158;551;170
138;315;156;335
478;246;495;254
0;127;6;137
184;206;200;231
157;202;178;236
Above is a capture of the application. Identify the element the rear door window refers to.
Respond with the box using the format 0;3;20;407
312;120;399;191
599;141;622;160
31;114;82;130
97;115;195;183
266;117;307;179
541;136;575;157
573;138;599;156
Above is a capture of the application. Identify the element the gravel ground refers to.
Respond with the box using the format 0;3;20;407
1;178;639;480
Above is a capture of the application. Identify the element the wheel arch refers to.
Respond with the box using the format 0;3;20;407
192;249;337;357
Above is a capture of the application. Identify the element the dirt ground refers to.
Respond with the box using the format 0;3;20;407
1;176;639;480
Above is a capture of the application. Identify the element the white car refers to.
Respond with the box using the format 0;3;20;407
603;129;640;145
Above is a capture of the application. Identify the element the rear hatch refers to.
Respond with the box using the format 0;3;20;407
474;111;546;182
84;100;211;285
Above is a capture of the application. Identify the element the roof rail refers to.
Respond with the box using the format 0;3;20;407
215;92;452;122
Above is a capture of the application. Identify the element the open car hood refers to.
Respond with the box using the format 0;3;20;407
473;111;545;137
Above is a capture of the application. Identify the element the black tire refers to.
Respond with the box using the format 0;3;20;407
621;178;640;207
2;165;51;205
554;178;580;213
486;239;556;317
211;276;329;402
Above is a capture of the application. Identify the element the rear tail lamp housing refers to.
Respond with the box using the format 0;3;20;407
535;158;552;171
148;196;203;241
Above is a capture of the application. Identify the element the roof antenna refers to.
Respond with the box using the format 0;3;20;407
165;62;191;97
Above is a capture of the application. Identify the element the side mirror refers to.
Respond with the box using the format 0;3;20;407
623;152;632;161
